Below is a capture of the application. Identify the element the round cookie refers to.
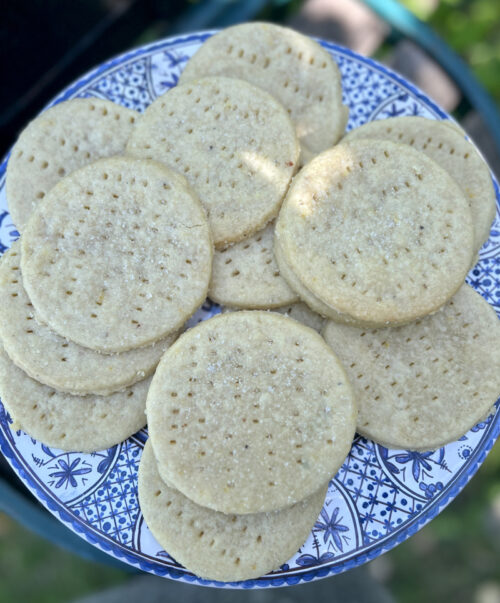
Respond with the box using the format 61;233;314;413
323;285;500;451
275;237;375;327
298;144;318;168
6;98;139;232
0;242;177;395
276;139;474;327
138;440;327;582
179;22;347;154
21;156;212;353
0;342;150;452
146;311;356;514
273;303;325;333
224;303;325;333
343;116;496;254
126;76;299;249
209;222;298;309
274;236;363;325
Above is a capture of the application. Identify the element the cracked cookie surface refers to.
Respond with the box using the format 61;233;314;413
21;156;212;352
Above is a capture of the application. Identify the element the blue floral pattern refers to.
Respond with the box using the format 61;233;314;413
314;507;350;551
49;457;92;489
0;33;499;588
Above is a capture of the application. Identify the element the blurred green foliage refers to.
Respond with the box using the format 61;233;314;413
402;0;500;105
0;516;127;603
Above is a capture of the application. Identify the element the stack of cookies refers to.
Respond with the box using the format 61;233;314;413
274;116;500;453
142;311;356;581
0;149;214;451
1;21;500;582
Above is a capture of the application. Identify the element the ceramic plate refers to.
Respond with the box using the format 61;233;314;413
0;31;499;589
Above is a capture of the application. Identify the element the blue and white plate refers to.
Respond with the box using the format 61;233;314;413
0;32;499;589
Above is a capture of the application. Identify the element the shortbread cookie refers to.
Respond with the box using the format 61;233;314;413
6;98;138;232
146;311;356;514
441;120;467;136
223;303;324;332
179;23;347;154
275;238;374;326
0;342;149;452
323;285;500;450
273;303;325;333
139;440;327;582
209;222;298;308
298;144;317;168
343;116;496;253
274;237;360;324
0;242;176;395
21;157;212;353
276;139;474;327
127;77;299;248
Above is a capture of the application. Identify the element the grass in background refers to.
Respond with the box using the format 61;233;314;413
0;515;128;603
